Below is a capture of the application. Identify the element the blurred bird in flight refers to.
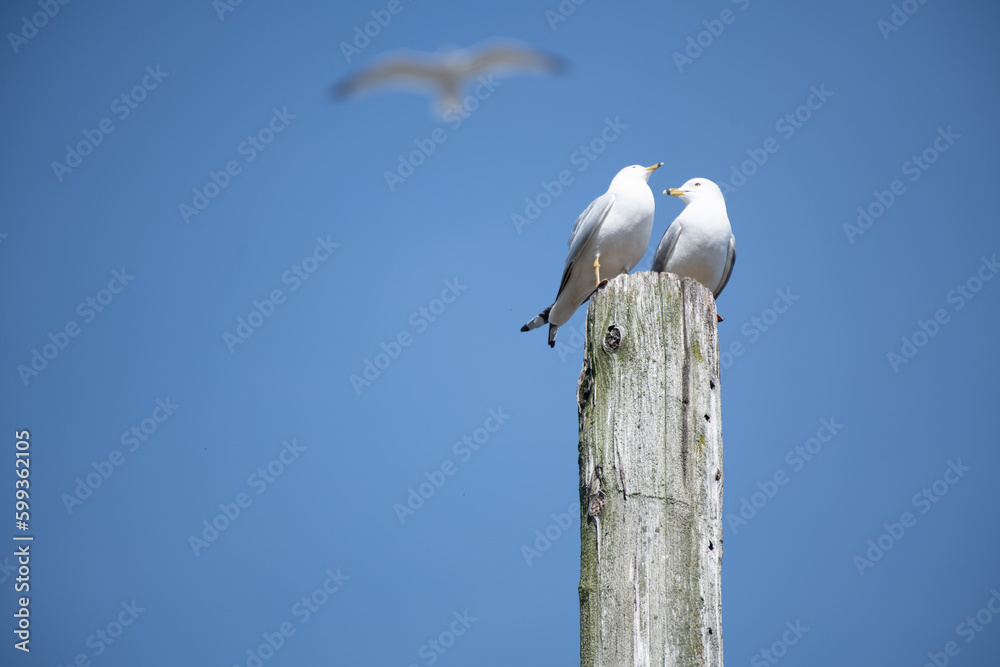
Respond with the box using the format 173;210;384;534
332;39;566;116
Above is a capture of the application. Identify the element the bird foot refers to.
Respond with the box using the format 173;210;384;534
597;279;610;289
717;314;724;323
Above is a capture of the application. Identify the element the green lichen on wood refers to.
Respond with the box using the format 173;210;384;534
578;273;724;667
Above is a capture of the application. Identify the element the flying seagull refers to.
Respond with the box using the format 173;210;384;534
521;163;663;347
651;178;736;318
332;39;566;115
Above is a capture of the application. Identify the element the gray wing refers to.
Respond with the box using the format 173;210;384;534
332;58;450;99
714;234;737;298
467;42;567;77
651;221;682;273
555;193;616;296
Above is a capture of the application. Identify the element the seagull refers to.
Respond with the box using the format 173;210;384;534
651;178;736;318
332;39;566;116
521;163;663;347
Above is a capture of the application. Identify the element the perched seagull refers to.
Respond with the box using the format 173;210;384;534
651;178;736;318
521;163;663;347
332;39;566;116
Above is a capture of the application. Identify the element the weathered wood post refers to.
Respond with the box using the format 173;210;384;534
577;271;724;666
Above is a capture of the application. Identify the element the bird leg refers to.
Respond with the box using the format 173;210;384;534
593;255;610;289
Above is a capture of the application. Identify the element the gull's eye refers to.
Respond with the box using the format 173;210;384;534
694;182;701;186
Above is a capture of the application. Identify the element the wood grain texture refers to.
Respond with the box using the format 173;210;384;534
578;272;724;667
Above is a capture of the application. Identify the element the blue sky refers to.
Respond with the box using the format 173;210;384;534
2;0;1000;665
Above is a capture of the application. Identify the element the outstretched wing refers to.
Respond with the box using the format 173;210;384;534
714;234;737;298
651;220;682;273
556;193;616;297
332;56;450;100
467;43;567;78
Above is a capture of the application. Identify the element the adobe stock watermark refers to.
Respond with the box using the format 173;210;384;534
188;439;306;556
726;416;843;534
51;65;169;182
406;611;477;667
350;278;466;395
16;267;135;386
383;77;502;192
222;235;340;353
719;85;833;198
7;0;72;54
672;0;752;73
921;587;1000;667
511;116;629;233
231;567;349;667
720;287;800;371
544;0;588;30
750;620;809;667
393;407;512;524
886;254;997;373
844;126;959;244
339;0;412;62
520;500;579;566
852;459;971;576
877;0;931;40
57;600;145;665
61;397;179;514
213;0;246;21
179;106;296;224
553;319;588;363
557;283;798;366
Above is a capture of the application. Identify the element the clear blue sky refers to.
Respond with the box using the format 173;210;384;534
3;1;1000;665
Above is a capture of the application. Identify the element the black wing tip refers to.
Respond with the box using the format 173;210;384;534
521;307;552;336
547;54;570;75
330;79;356;101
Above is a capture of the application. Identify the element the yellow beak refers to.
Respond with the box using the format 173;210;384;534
645;162;663;171
664;188;686;196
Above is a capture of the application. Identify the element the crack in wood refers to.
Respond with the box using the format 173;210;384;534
615;443;627;502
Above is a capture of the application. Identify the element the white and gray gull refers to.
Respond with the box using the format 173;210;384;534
521;163;663;347
651;178;735;318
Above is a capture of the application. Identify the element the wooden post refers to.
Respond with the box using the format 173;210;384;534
577;272;724;667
